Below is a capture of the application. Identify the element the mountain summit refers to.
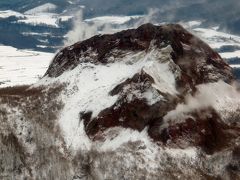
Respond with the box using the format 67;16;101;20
0;24;240;179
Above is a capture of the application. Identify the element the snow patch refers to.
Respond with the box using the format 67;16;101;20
143;46;178;95
59;15;73;22
18;13;59;27
193;27;240;49
98;127;152;151
0;45;53;87
231;64;240;68
24;3;57;15
0;10;24;19
220;50;240;59
180;20;202;28
85;15;143;25
164;147;197;159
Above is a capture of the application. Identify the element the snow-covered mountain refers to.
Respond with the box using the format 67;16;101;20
0;24;239;179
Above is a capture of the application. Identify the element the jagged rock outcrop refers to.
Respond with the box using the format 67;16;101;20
0;24;240;179
46;23;233;83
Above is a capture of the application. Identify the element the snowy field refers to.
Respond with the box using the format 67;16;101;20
194;28;240;59
0;45;53;87
181;21;240;59
0;4;73;27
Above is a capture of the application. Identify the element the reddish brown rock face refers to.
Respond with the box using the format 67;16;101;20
45;23;238;154
45;23;233;83
158;109;240;154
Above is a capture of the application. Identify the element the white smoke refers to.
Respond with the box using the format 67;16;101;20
64;10;98;46
164;81;240;125
133;8;159;28
64;8;159;46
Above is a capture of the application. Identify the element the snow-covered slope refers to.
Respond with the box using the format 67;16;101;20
85;15;143;25
18;13;60;27
0;45;53;87
181;21;240;57
0;24;239;179
24;3;57;15
0;10;24;18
